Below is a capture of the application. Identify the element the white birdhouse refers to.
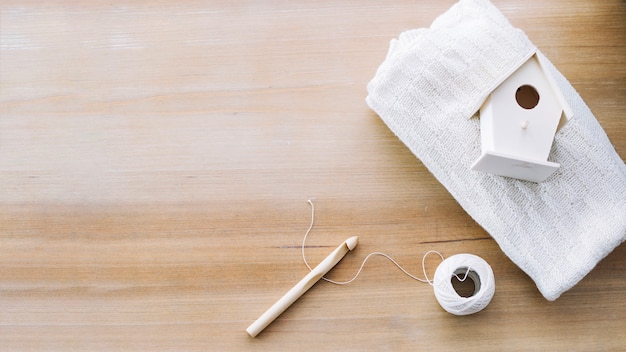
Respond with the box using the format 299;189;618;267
471;51;573;182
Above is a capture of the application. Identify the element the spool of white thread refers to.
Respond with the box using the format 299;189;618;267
432;253;495;315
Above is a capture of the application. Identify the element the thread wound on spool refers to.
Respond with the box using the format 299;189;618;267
432;254;495;315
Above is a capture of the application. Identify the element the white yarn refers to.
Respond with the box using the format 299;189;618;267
432;254;495;315
302;200;494;315
366;0;626;301
302;199;435;285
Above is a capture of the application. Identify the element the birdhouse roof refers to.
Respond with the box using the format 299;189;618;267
474;50;573;130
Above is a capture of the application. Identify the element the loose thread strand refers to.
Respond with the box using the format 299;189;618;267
302;200;445;285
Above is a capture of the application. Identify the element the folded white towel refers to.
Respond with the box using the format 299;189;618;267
366;0;626;300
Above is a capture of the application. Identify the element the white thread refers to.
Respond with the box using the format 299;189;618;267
302;200;439;284
301;200;495;315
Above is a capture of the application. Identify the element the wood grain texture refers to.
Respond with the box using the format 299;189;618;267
1;0;625;350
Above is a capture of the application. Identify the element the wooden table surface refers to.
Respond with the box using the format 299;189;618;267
1;0;625;350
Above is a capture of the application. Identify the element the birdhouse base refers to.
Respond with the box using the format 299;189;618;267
471;151;559;182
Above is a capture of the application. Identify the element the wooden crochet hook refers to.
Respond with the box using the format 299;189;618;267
246;236;359;337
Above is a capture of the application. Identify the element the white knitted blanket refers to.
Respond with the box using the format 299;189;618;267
366;0;626;300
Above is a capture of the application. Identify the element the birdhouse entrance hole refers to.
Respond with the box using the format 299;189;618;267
515;85;540;109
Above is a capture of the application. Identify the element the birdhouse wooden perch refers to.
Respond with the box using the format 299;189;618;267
471;51;573;182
